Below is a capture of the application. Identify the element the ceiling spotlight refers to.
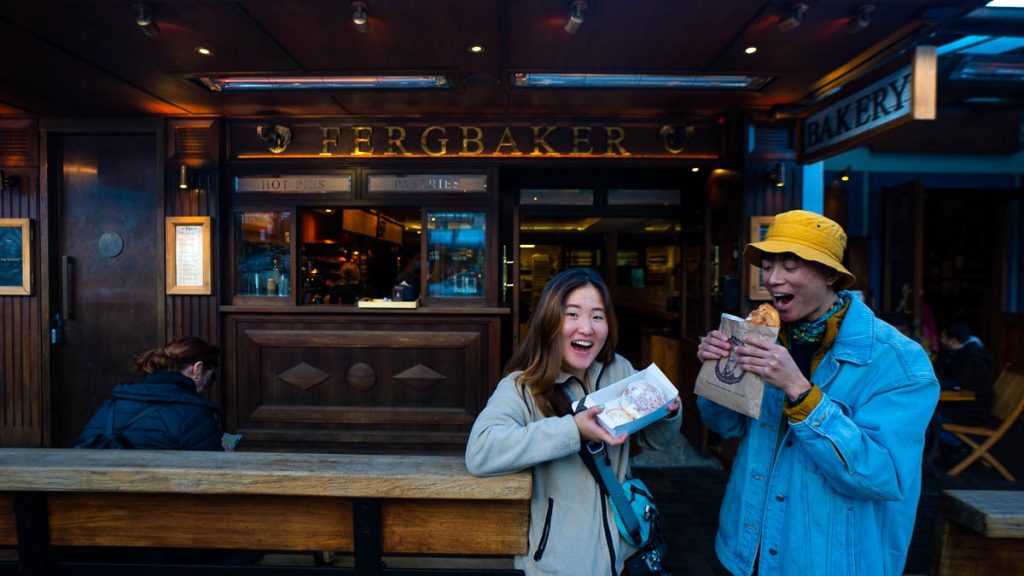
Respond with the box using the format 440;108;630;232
351;2;369;33
839;166;851;182
777;3;808;32
195;47;212;56
745;46;758;55
564;0;588;34
847;4;874;34
178;165;189;190
133;3;160;37
469;45;484;53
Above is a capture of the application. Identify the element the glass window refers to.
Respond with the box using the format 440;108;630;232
235;212;292;298
427;211;486;298
298;208;420;305
520;189;594;206
607;189;680;206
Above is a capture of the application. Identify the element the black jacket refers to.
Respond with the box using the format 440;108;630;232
936;339;994;425
76;371;221;450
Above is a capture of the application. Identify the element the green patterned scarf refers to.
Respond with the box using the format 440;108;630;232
788;291;852;345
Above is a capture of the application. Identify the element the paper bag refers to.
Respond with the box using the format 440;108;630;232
694;313;780;419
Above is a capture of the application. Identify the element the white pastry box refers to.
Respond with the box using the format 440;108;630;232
571;363;678;437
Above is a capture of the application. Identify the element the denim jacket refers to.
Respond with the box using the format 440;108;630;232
699;298;938;576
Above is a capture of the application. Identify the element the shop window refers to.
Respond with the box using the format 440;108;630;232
235;212;292;299
298;208;420;305
427;211;486;298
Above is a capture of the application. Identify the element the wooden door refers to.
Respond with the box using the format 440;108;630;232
51;134;162;447
882;181;924;318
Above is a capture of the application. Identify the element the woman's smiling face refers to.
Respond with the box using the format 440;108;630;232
560;284;609;380
760;253;838;323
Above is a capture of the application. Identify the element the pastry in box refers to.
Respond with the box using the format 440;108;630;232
571;363;678;437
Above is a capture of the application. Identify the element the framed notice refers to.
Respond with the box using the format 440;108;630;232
166;216;212;295
748;216;774;301
0;218;31;296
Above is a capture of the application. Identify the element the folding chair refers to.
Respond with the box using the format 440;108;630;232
942;364;1024;481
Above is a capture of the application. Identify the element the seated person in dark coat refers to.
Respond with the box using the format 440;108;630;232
935;322;994;427
76;336;222;450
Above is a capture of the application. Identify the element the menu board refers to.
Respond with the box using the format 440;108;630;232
166;217;212;295
175;225;205;287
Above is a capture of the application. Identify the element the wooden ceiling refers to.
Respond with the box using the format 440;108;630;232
0;1;1004;121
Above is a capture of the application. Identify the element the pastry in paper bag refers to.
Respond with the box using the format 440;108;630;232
694;304;780;419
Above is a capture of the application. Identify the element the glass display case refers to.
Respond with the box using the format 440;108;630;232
235;211;292;299
426;211;486;298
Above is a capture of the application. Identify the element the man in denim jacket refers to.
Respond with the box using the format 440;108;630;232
697;211;938;575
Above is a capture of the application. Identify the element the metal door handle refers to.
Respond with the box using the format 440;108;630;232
501;242;516;303
61;255;74;320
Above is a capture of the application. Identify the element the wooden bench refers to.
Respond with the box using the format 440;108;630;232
931;489;1024;575
0;448;531;575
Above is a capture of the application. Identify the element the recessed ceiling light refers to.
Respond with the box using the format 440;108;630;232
691;167;700;172
513;72;771;90
745;46;758;54
469;45;484;53
197;74;451;91
195;47;212;56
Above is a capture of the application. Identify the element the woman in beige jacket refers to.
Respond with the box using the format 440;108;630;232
466;267;680;575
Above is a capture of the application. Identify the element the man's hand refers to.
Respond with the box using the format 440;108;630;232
735;337;811;401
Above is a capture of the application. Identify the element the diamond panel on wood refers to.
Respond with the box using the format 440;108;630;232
278;362;331;391
394;364;448;392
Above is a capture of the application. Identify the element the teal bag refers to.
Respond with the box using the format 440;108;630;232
609;478;657;546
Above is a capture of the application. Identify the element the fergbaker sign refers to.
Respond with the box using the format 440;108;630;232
799;46;936;163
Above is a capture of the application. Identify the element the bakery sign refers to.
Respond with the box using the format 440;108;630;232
227;120;724;160
799;46;937;163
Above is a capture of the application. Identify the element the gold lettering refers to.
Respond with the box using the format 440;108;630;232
494;127;522;155
460;126;484;155
570;126;592;155
604;126;630;156
352;126;374;156
320;127;340;156
385;126;409;156
530;126;558;156
421;125;448;156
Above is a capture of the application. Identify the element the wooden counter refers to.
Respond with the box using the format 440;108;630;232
0;449;531;572
932;489;1024;575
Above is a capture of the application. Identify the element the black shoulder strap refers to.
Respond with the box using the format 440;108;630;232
572;398;644;545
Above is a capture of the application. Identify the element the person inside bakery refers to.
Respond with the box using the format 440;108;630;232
696;210;938;576
928;321;994;462
465;267;680;575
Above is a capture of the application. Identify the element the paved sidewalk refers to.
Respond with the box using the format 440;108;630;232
632;435;1024;576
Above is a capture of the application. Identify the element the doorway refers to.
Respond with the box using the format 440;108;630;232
49;134;162;447
502;167;707;376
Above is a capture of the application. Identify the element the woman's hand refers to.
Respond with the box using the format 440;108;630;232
664;396;681;418
697;330;731;361
735;337;811;401
574;405;627;446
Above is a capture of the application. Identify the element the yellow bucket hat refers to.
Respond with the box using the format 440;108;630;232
743;210;856;290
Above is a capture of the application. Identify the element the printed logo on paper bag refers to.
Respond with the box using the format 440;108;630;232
714;336;745;385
